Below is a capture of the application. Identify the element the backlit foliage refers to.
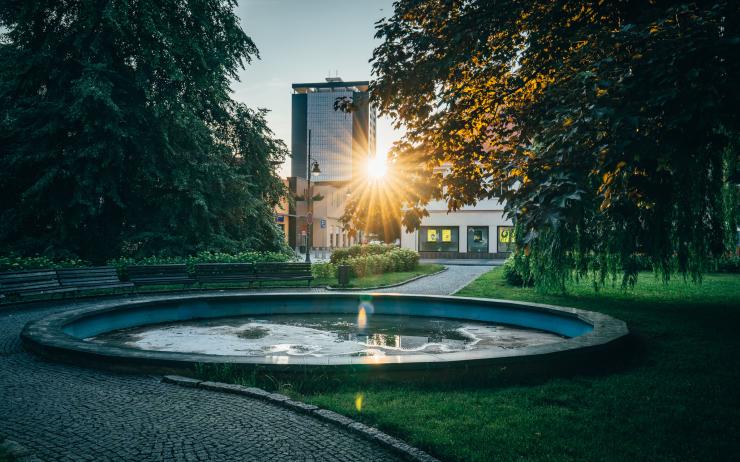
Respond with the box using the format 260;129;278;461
371;0;739;289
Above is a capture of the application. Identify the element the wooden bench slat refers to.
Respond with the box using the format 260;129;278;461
252;263;313;286
126;265;195;286
0;267;74;297
1;261;314;298
194;263;255;285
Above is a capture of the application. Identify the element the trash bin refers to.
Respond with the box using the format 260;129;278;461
337;265;351;287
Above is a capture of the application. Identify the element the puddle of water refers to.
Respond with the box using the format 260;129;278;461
88;314;563;357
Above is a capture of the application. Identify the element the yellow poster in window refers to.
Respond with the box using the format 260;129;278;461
427;229;438;242
442;229;452;242
499;227;513;243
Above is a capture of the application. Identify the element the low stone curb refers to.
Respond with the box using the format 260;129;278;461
162;375;441;462
324;267;448;291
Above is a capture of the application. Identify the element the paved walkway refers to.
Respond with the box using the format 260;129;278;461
0;266;490;461
419;258;505;267
377;265;491;295
0;301;403;462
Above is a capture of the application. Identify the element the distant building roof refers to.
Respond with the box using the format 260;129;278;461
292;78;369;93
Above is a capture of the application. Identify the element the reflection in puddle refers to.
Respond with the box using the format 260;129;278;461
88;314;564;357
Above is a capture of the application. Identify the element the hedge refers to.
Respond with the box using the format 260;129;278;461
311;262;337;279
0;251;294;275
340;248;419;278
0;255;89;272
329;243;398;264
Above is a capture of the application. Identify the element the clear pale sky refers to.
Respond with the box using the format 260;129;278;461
232;0;400;178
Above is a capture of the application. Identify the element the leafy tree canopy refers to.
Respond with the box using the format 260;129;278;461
371;0;739;289
0;0;288;262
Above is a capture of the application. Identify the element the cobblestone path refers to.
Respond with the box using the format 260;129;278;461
0;301;403;462
376;265;492;295
0;266;492;461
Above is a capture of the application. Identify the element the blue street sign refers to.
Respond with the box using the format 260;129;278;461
320;218;326;229
275;214;285;223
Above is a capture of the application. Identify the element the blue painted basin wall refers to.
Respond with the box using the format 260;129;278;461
63;295;593;340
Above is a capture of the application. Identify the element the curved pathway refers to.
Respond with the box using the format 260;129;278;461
0;301;403;462
376;265;491;295
0;266;491;461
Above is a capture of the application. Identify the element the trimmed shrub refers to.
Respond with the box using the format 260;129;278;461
342;248;419;278
329;243;398;264
311;262;336;279
109;250;294;278
0;255;88;272
0;250;296;274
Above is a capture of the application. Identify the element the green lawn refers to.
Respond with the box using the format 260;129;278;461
316;263;444;289
292;269;740;461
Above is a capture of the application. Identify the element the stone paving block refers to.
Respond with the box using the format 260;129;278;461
162;375;201;387
2;272;502;462
0;438;32;457
0;300;407;462
242;387;270;397
265;392;290;402
284;399;319;413
312;409;355;427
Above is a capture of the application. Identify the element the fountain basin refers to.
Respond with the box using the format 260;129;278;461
21;293;628;374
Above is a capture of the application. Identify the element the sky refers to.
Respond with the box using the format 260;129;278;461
232;0;400;178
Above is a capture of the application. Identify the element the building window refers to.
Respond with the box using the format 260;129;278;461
467;226;489;253
419;226;459;252
497;226;515;253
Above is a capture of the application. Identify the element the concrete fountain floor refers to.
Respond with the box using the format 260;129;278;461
88;314;564;358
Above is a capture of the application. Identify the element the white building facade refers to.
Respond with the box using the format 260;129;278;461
400;196;514;259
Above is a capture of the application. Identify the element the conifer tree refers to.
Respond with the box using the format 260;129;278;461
0;0;287;261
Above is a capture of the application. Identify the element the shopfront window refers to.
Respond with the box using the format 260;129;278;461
419;226;459;252
467;226;489;253
497;226;515;253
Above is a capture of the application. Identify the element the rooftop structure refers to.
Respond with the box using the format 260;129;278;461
291;77;376;182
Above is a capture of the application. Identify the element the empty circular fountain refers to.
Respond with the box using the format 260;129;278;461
21;293;628;374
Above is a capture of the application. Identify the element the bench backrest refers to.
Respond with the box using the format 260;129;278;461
254;262;312;277
195;263;254;280
0;270;61;295
126;264;192;283
56;266;123;287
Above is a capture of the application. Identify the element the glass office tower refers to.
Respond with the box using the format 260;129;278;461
291;78;376;182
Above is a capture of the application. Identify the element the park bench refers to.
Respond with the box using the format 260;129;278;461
56;267;133;294
0;269;76;300
253;262;313;287
195;263;256;286
126;264;195;287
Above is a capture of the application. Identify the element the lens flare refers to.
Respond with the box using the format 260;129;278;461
357;299;374;331
357;307;367;330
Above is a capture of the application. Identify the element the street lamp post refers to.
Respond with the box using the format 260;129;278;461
305;129;320;263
